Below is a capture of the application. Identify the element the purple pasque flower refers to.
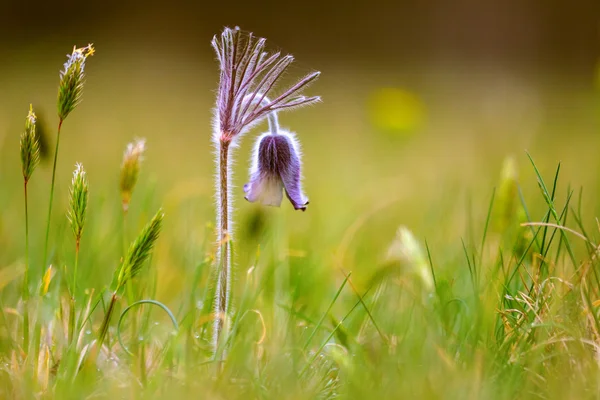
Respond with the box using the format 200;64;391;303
244;130;308;211
211;27;320;143
209;26;319;353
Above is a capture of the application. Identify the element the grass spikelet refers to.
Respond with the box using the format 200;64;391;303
57;44;95;121
67;163;89;242
116;208;164;291
20;105;40;183
97;209;164;350
66;163;88;344
44;44;96;270
119;138;146;213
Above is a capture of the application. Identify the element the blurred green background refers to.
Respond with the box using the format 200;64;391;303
0;0;599;307
1;1;600;398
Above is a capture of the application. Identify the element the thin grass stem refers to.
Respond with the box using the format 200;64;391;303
43;119;63;269
299;285;374;378
302;273;350;352
22;180;30;353
98;292;118;350
121;209;139;366
68;238;80;345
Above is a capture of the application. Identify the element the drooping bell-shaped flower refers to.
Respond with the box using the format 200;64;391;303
244;130;308;211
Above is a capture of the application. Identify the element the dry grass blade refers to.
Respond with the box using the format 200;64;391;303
520;222;590;244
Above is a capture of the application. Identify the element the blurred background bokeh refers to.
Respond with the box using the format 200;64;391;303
0;0;599;292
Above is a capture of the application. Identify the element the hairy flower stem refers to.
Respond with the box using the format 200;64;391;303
213;139;232;354
212;105;280;355
209;26;319;354
22;180;30;353
43;119;63;269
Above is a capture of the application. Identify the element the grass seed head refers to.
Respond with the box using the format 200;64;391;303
117;208;164;290
386;226;434;291
67;163;89;241
57;44;95;121
119;138;146;212
20;105;40;183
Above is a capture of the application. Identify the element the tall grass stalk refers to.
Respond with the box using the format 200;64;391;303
67;163;88;344
97;209;163;350
43;44;94;269
119;138;146;372
20;105;40;353
69;239;80;345
22;180;30;351
42;119;62;269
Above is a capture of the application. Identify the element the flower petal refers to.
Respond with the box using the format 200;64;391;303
244;175;283;207
276;133;308;211
281;167;308;211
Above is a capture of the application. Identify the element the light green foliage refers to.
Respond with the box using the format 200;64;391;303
493;155;520;232
385;226;434;291
3;45;600;400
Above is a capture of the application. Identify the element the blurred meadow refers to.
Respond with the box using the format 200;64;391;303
0;0;600;398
